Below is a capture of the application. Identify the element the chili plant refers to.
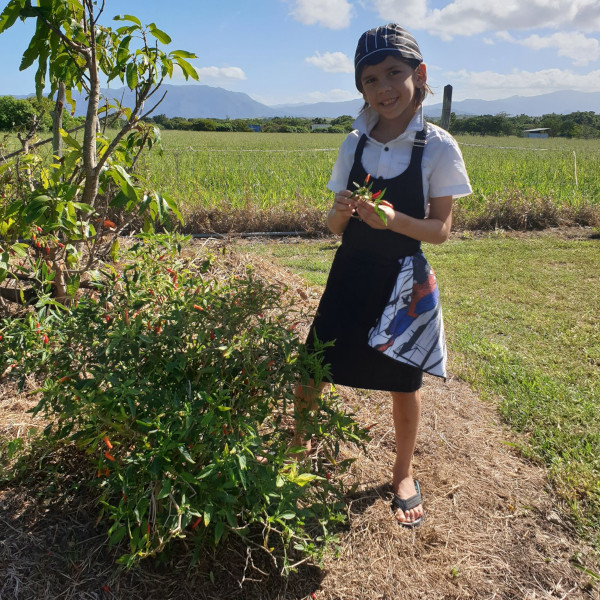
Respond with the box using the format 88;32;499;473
7;234;368;570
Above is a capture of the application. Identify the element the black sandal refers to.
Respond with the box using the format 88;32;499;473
391;479;424;528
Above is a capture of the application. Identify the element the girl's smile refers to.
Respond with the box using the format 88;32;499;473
360;56;426;137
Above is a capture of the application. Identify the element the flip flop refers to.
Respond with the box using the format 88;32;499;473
391;479;424;528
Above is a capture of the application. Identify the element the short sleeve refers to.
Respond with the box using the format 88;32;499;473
326;132;360;193
426;133;472;199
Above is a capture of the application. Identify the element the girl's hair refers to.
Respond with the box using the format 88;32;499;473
356;50;433;109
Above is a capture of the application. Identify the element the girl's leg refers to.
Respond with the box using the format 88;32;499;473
391;390;423;524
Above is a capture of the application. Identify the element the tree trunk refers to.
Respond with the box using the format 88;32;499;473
52;81;66;159
81;51;100;209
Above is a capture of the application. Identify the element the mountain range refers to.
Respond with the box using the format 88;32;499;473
24;84;600;120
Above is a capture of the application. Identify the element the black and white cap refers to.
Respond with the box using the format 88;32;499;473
354;24;423;86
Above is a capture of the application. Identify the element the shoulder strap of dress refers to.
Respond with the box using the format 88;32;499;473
353;133;368;163
408;124;427;168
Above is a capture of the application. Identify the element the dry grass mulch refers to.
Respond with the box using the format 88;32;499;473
0;244;598;599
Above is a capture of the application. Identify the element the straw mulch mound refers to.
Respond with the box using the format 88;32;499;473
0;242;597;599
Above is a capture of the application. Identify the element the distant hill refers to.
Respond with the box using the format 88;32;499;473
14;85;600;120
423;90;600;118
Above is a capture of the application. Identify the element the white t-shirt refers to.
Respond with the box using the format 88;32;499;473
327;106;472;208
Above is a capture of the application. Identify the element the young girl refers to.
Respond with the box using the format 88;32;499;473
300;23;472;528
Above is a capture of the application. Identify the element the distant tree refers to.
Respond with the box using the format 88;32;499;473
0;95;37;131
191;118;217;131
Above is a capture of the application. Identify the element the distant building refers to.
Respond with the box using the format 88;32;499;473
523;128;550;139
311;123;330;131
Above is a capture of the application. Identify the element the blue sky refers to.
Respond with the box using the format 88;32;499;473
0;0;599;106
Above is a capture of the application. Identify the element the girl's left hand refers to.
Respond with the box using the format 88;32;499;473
355;200;395;230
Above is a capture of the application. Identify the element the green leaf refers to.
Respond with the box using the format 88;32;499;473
175;57;198;81
178;445;195;464
149;24;171;44
278;511;296;520
59;128;82;150
156;479;171;500
114;14;141;26
126;62;138;89
214;521;225;544
203;505;213;527
0;2;22;34
65;274;81;297
108;525;128;546
170;49;197;59
110;239;120;262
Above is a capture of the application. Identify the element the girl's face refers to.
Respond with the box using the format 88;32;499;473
360;55;426;126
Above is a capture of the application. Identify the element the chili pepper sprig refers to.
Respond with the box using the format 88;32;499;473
350;174;393;225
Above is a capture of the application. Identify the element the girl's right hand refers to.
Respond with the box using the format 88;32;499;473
331;190;355;218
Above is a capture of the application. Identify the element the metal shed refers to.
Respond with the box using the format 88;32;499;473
523;128;550;139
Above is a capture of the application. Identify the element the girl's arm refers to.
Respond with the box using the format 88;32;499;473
355;195;453;244
327;190;356;235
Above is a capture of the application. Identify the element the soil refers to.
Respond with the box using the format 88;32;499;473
0;235;598;599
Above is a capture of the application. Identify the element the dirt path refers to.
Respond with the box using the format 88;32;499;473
0;244;597;599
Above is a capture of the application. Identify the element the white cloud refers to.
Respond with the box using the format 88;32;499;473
291;0;353;29
305;51;354;72
195;66;247;81
498;31;600;66
449;67;600;99
370;0;600;39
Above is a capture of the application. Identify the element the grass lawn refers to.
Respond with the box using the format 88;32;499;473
242;230;600;551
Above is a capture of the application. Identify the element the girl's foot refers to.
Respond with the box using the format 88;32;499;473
391;478;424;527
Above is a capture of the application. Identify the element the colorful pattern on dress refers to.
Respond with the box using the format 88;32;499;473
368;252;447;378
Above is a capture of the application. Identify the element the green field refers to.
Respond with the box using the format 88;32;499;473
137;131;600;213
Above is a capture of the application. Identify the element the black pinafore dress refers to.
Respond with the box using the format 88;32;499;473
307;126;428;392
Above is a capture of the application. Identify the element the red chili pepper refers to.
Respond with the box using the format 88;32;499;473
209;330;215;340
104;450;115;461
104;436;113;450
58;376;69;383
124;309;130;325
365;174;371;183
193;304;203;311
45;246;50;256
147;523;151;535
372;190;383;200
42;334;49;345
380;200;394;208
192;516;202;529
103;220;116;229
105;315;111;323
58;243;65;248
288;322;299;331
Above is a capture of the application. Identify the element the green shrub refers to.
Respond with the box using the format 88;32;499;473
0;234;368;569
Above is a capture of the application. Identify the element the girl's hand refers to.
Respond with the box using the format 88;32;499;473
355;199;395;230
331;190;355;218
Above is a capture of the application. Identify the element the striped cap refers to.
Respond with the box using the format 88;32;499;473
354;24;423;85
